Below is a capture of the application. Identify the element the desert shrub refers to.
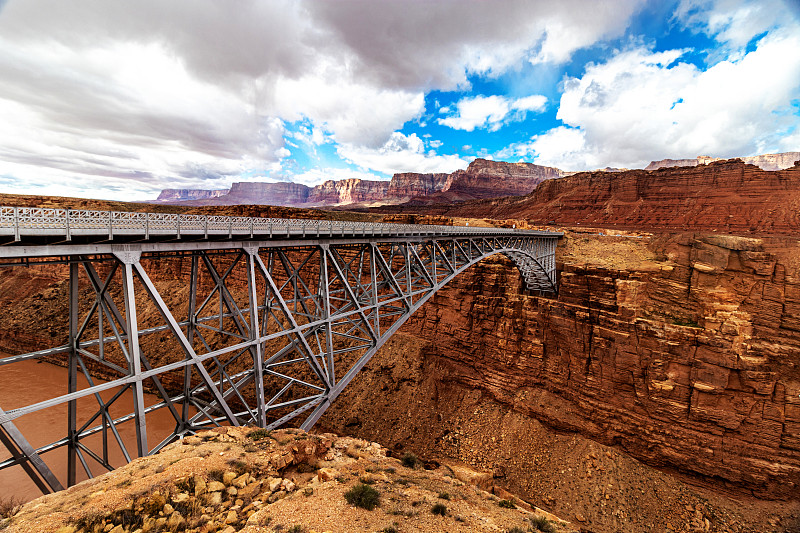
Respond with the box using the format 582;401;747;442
498;499;516;509
438;492;451;500
431;503;447;516
248;428;272;440
530;515;556;533
344;483;380;510
287;525;306;533
0;496;21;519
401;452;419;469
381;527;398;533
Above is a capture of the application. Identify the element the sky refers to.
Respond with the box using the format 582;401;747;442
0;0;799;200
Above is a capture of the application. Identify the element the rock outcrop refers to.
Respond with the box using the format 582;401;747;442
646;151;800;171
338;234;800;500
445;158;563;198
307;178;390;205
441;159;800;235
222;182;311;206
386;172;450;200
154;189;229;202
152;159;564;207
2;428;571;533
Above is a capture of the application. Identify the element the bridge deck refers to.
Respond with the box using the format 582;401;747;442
0;206;558;253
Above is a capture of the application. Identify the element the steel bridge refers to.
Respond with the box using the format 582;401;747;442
0;206;560;495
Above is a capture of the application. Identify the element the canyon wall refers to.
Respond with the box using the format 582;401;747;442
323;233;800;504
386;172;450;200
443;159;800;235
646;152;800;171
307;178;390;205
154;188;229;202
446;158;563;198
151;159;564;207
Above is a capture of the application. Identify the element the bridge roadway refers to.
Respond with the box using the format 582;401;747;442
0;206;561;494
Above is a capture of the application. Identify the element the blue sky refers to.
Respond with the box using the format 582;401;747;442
0;0;798;200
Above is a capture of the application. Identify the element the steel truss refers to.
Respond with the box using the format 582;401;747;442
0;231;557;495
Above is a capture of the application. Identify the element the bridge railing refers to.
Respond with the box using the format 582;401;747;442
0;206;551;241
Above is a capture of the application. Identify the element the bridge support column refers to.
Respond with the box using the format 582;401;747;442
115;250;148;458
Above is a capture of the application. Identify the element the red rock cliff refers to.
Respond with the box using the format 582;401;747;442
307;179;390;205
386;173;450;200
445;158;563;198
223;182;311;206
326;233;800;501
462;159;800;235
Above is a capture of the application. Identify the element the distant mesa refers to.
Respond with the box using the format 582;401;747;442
151;152;800;208
151;158;563;208
645;151;800;171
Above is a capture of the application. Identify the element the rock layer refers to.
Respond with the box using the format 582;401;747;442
646;152;800;171
437;159;800;235
154;189;229;202
326;233;800;502
307;178;390;205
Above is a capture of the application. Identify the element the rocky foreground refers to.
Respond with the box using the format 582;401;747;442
0;428;572;533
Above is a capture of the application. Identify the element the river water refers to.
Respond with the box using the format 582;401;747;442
0;359;179;503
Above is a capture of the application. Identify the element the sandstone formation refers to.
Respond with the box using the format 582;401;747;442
445;158;563;198
386;172;450;200
222;182;311;206
1;427;570;533
416;159;800;235
152;159;564;207
646;152;800;171
307;178;390;205
155;189;229;202
322;232;800;531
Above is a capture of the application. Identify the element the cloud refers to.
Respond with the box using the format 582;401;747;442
0;0;648;198
501;24;800;170
439;94;547;131
675;0;796;52
337;132;467;175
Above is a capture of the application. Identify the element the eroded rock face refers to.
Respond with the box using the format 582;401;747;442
155;188;229;202
470;159;800;234
445;158;564;198
224;182;311;206
330;234;800;500
387;173;450;200
646;152;800;171
307;178;390;205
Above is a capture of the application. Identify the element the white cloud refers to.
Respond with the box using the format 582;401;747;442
439;94;547;132
337;132;468;175
502;25;800;170
0;0;658;197
675;0;794;52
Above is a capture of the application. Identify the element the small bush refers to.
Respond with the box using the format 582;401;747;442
248;428;272;440
344;483;380;510
287;525;306;533
498;499;516;509
382;527;398;533
431;503;447;516
401;452;419;469
438;492;451;500
0;496;21;519
530;515;556;533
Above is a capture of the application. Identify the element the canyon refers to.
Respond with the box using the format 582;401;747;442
3;157;800;531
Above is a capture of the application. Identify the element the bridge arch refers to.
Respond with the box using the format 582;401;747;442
0;208;559;494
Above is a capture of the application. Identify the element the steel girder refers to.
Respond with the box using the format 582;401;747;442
0;234;557;495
